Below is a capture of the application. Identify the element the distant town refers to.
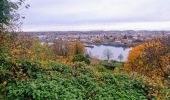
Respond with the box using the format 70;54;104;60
22;30;170;47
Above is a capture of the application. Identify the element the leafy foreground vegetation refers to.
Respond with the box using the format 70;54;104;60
2;61;148;100
0;33;169;99
1;0;170;99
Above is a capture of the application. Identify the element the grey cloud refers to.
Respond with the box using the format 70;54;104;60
21;0;170;31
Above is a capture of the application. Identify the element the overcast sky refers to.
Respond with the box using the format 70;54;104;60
20;0;170;31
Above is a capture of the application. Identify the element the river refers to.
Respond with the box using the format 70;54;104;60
85;45;132;62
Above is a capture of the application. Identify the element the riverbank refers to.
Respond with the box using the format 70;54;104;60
84;42;132;48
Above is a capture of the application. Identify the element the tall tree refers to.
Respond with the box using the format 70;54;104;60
125;36;170;87
0;0;29;31
118;54;123;62
74;42;85;55
103;49;113;62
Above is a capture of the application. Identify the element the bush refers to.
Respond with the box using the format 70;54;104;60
93;66;108;73
72;54;90;64
100;61;115;70
16;59;42;79
125;38;170;99
4;61;149;99
5;71;149;100
50;63;72;75
72;62;95;77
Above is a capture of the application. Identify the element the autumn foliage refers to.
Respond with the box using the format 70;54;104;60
0;1;153;99
125;36;170;98
9;34;54;62
51;40;85;63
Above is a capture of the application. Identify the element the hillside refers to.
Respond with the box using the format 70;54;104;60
3;61;148;99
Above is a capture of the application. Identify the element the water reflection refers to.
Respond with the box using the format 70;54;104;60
85;45;132;62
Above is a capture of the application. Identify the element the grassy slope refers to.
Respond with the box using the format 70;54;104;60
3;61;149;100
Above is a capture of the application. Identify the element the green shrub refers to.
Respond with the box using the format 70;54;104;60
72;54;90;64
72;62;95;77
50;63;72;75
16;59;42;79
92;66;108;73
0;52;151;100
100;61;115;70
5;63;149;100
